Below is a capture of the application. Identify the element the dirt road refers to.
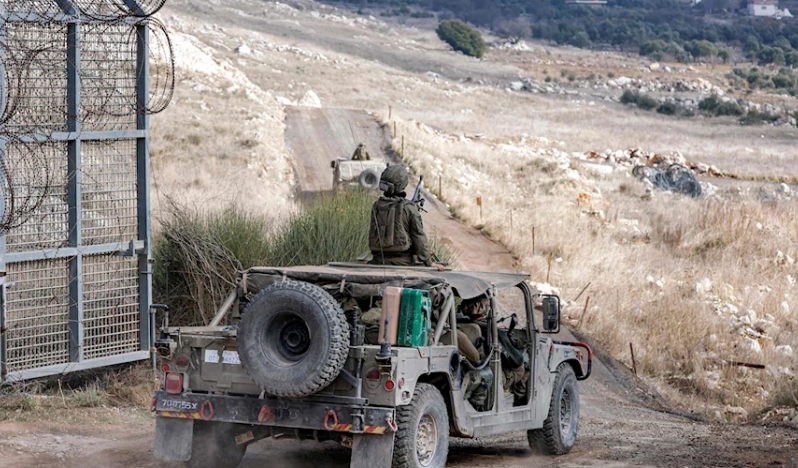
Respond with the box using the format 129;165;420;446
2;109;796;468
285;107;394;193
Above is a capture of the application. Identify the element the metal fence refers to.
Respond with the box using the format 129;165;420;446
0;0;171;381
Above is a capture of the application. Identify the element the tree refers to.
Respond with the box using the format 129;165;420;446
640;39;667;56
494;18;531;42
689;40;718;58
717;48;731;63
436;20;487;58
744;35;761;60
758;46;786;66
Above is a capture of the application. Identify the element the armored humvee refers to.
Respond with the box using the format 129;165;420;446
331;158;388;190
151;263;592;468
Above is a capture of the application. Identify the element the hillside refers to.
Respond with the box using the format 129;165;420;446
147;0;798;419
1;0;796;466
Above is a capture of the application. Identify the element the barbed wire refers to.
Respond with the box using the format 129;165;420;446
0;0;174;232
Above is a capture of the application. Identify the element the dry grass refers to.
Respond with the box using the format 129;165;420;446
391;116;797;416
0;364;157;421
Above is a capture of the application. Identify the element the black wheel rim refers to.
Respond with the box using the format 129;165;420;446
266;313;311;363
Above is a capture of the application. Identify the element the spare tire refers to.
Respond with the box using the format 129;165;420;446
238;281;349;398
359;168;380;190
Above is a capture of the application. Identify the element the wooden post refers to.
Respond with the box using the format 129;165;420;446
629;343;638;376
401;135;404;158
572;281;591;303
388;105;392;120
532;227;535;256
438;175;442;199
546;253;552;283
393;121;397;139
510;211;513;230
476;197;482;221
576;296;590;330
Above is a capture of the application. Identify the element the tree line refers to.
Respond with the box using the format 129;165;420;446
332;0;798;63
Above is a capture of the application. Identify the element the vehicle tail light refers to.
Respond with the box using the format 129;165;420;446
165;372;183;394
160;363;170;373
366;368;380;380
175;354;190;368
384;379;396;391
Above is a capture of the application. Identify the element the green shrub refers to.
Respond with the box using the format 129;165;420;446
620;90;657;111
699;95;743;116
436;20;486;58
739;110;779;125
636;94;658;110
266;190;374;267
656;102;677;115
620;89;638;105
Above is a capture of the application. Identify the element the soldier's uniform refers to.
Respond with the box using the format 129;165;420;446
369;166;433;267
352;143;371;161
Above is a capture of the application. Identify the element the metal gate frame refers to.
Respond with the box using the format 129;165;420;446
0;0;153;382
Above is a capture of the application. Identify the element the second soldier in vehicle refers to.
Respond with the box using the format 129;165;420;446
369;165;444;271
351;142;371;161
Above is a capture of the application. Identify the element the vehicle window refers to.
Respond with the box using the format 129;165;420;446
493;286;527;329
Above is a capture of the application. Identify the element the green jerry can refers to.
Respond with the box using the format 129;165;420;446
397;289;431;347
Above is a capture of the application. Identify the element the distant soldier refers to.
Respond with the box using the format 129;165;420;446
369;165;444;271
351;143;371;161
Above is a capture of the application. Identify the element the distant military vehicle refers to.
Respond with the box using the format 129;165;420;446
151;264;592;468
331;158;388;190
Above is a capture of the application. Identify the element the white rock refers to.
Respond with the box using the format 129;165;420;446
696;278;712;295
742;337;762;355
649;62;660;71
298;90;322;108
788;275;796;286
510;81;524;91
755;222;764;230
235;44;252;55
781;301;790;313
775;345;793;358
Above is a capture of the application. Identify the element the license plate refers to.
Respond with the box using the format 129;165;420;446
204;349;241;365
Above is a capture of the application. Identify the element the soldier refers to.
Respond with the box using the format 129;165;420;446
351;142;371;161
369;165;444;271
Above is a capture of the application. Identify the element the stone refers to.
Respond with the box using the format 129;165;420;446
775;345;793;358
741;337;762;355
235;44;252;55
649;62;660;71
510;81;524;91
298;90;322;108
695;278;712;295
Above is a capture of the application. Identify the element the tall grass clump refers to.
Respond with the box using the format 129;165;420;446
267;190;374;266
153;203;273;326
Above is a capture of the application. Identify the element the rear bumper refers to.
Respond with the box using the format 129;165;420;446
152;390;396;435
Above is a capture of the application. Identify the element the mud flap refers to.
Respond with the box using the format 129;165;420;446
350;433;395;468
154;416;193;461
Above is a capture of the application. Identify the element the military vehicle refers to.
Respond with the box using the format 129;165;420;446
151;264;592;468
331;158;388;190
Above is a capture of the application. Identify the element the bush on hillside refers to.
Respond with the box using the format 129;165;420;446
436;19;486;58
698;95;744;116
656;102;677;115
620;90;658;111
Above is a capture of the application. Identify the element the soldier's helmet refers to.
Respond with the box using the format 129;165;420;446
358;142;365;148
379;165;409;193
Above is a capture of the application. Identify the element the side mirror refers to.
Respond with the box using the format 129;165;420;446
541;295;560;333
330;160;337;169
